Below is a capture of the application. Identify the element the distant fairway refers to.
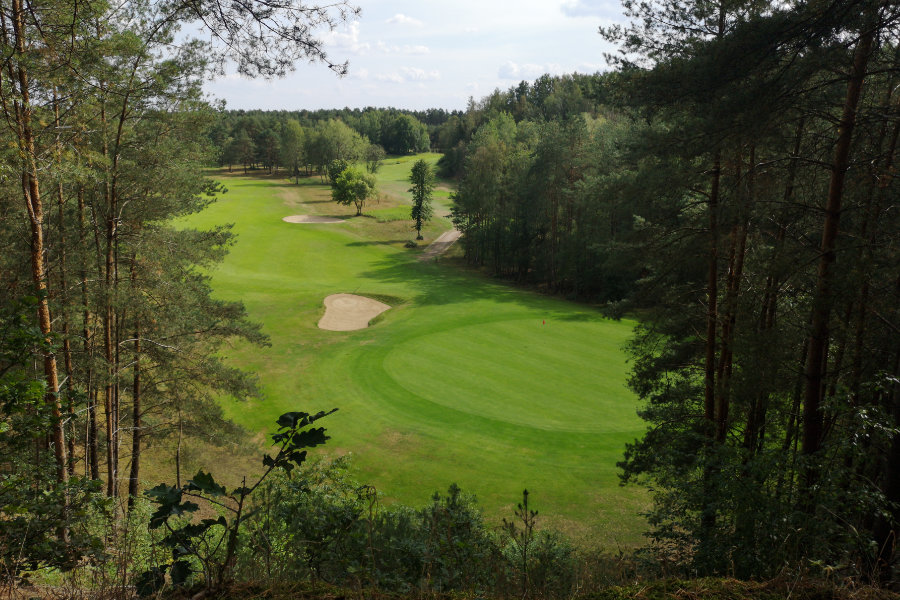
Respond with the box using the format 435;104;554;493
183;157;648;545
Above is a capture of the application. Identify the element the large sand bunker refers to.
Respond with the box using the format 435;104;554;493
318;294;391;331
283;215;344;224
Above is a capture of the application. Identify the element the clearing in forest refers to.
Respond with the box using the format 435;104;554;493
181;155;647;546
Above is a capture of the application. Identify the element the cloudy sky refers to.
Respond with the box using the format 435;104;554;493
204;0;626;111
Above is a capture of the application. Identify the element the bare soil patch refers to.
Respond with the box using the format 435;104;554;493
318;294;391;331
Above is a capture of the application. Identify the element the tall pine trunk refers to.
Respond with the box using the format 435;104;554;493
801;18;876;471
128;322;141;505
78;187;101;481
6;0;69;485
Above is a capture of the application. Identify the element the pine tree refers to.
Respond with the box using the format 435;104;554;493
409;159;435;240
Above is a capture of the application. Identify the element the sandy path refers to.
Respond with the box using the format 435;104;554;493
318;294;391;331
283;215;343;224
419;229;461;261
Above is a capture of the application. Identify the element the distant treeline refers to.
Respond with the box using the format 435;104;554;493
209;73;626;302
207;72;611;179
210;107;433;175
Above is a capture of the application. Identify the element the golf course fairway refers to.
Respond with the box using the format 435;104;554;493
183;157;648;546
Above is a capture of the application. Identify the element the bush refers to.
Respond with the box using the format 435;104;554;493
238;456;371;585
238;468;584;599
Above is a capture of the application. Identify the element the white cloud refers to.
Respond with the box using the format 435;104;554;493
576;62;605;73
375;41;430;55
322;21;370;54
386;13;424;27
401;67;440;81
374;68;441;84
375;72;405;84
350;67;370;80
561;0;620;19
498;61;549;80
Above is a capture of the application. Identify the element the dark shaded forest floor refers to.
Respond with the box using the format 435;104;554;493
8;577;896;600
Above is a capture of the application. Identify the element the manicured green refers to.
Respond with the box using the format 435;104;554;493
180;163;648;545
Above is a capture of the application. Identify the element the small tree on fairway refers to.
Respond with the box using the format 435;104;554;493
365;143;386;173
408;159;434;240
332;167;376;215
327;158;351;184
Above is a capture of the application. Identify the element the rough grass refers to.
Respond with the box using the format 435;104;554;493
135;577;899;600
587;578;900;600
177;163;649;547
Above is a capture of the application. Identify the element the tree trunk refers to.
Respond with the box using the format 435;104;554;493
704;155;722;425
128;321;141;505
802;21;876;465
79;187;101;481
53;93;77;478
716;148;751;444
101;94;118;497
8;0;69;485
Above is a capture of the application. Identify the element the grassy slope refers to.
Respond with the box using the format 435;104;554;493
182;156;648;545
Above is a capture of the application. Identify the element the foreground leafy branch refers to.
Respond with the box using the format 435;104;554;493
139;408;338;596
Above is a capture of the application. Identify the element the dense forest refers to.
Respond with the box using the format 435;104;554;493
1;0;899;596
444;0;900;582
210;108;433;175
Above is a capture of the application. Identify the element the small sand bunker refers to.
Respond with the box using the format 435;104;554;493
318;294;391;331
283;215;343;224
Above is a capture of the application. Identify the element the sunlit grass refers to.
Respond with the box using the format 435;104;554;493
182;163;648;546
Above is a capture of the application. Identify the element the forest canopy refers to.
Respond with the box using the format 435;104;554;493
1;0;899;593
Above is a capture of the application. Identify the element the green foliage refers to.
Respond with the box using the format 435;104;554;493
238;465;582;597
437;140;467;178
236;465;584;598
600;0;900;582
499;490;576;599
450;110;638;300
365;143;386;173
280;119;305;180
326;158;351;184
0;299;107;584
503;489;538;596
181;171;645;543
238;456;371;584
408;158;435;239
417;483;498;593
139;409;337;596
308;119;368;175
382;113;430;155
331;166;377;216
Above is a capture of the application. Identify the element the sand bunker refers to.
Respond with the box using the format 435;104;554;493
283;215;343;224
318;294;391;331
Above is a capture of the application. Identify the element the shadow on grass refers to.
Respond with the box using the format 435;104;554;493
354;254;599;321
345;240;410;247
213;171;299;186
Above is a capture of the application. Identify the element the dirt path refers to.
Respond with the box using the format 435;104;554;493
419;229;461;261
